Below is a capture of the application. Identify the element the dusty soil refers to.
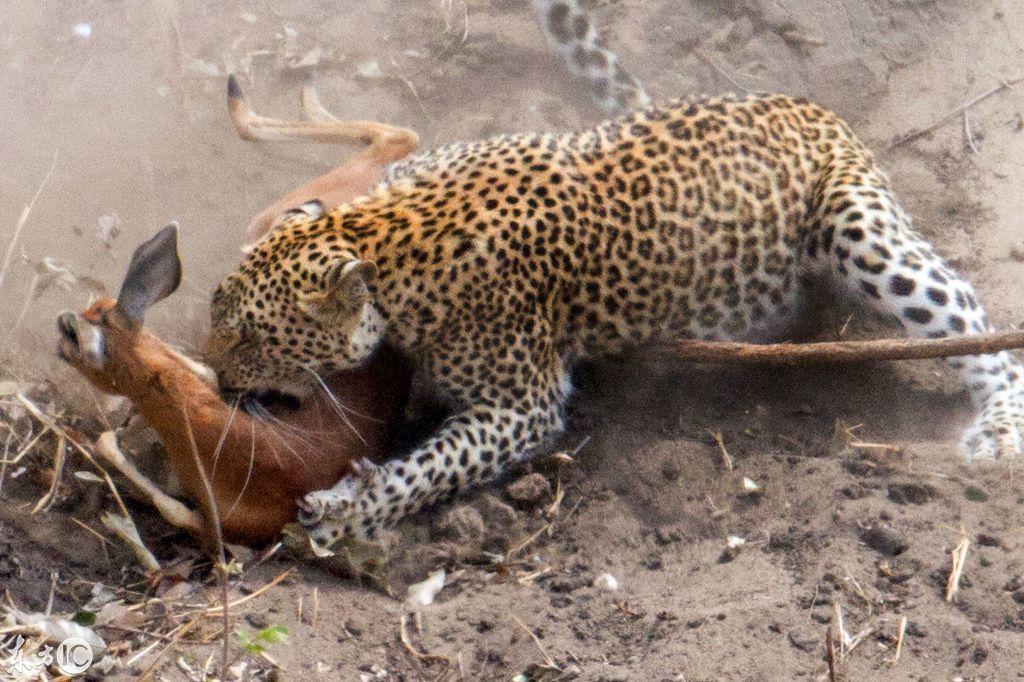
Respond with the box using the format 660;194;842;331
2;0;1024;680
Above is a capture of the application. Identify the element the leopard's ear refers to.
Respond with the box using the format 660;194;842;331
296;258;378;323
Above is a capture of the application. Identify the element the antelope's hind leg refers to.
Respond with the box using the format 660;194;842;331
227;76;419;241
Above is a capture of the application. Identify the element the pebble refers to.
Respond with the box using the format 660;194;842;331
505;473;552;507
887;482;937;505
905;621;927;638
432;506;485;546
654;527;681;546
963;485;989;502
474;494;518;527
560;664;583;679
976;533;1003;548
860;526;908;556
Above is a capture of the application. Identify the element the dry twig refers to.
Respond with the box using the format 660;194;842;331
668;329;1024;365
398;614;452;667
890;615;908;665
945;526;970;602
888;75;1022;149
825;625;838;682
707;429;733;471
137;616;203;680
0;151;58;297
179;408;231;674
511;614;560;672
963;109;981;154
31;432;67;513
831;601;872;659
507;499;581;558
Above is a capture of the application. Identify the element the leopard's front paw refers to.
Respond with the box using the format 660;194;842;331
296;458;385;546
960;387;1024;462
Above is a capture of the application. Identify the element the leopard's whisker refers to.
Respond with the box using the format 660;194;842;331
222;417;257;521
210;399;241;480
303;365;369;446
243;401;320;473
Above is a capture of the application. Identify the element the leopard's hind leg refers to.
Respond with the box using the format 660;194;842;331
808;149;1024;461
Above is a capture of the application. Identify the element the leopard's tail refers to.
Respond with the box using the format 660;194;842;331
529;0;650;116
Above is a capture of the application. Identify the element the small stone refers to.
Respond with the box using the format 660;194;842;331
843;459;875;476
768;532;800;551
474;494;518;526
641;554;663;570
810;610;831;624
432;506;485;547
963;485;989;502
860;526;908;556
473;495;520;552
976;533;1003;548
245;612;269;629
560;664;583;679
887;482;938;505
0;544;19;579
905;621;927;638
504;473;551;508
548;577;587;593
787;631;816;651
654;527;680;546
593;573;619;591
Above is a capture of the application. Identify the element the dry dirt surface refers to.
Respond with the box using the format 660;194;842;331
3;1;1024;680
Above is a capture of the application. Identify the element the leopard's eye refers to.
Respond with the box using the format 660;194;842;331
237;321;256;344
209;326;244;354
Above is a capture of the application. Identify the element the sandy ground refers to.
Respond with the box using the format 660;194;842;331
2;0;1024;679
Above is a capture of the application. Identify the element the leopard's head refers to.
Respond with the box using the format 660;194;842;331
207;218;383;396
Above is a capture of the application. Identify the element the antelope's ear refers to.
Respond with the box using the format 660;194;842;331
117;223;183;323
296;258;378;323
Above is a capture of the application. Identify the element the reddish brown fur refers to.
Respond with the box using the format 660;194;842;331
62;298;408;545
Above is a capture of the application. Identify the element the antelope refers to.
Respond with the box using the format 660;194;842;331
57;224;411;545
58;76;423;545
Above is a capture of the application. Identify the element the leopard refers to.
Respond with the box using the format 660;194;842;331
206;1;1024;547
